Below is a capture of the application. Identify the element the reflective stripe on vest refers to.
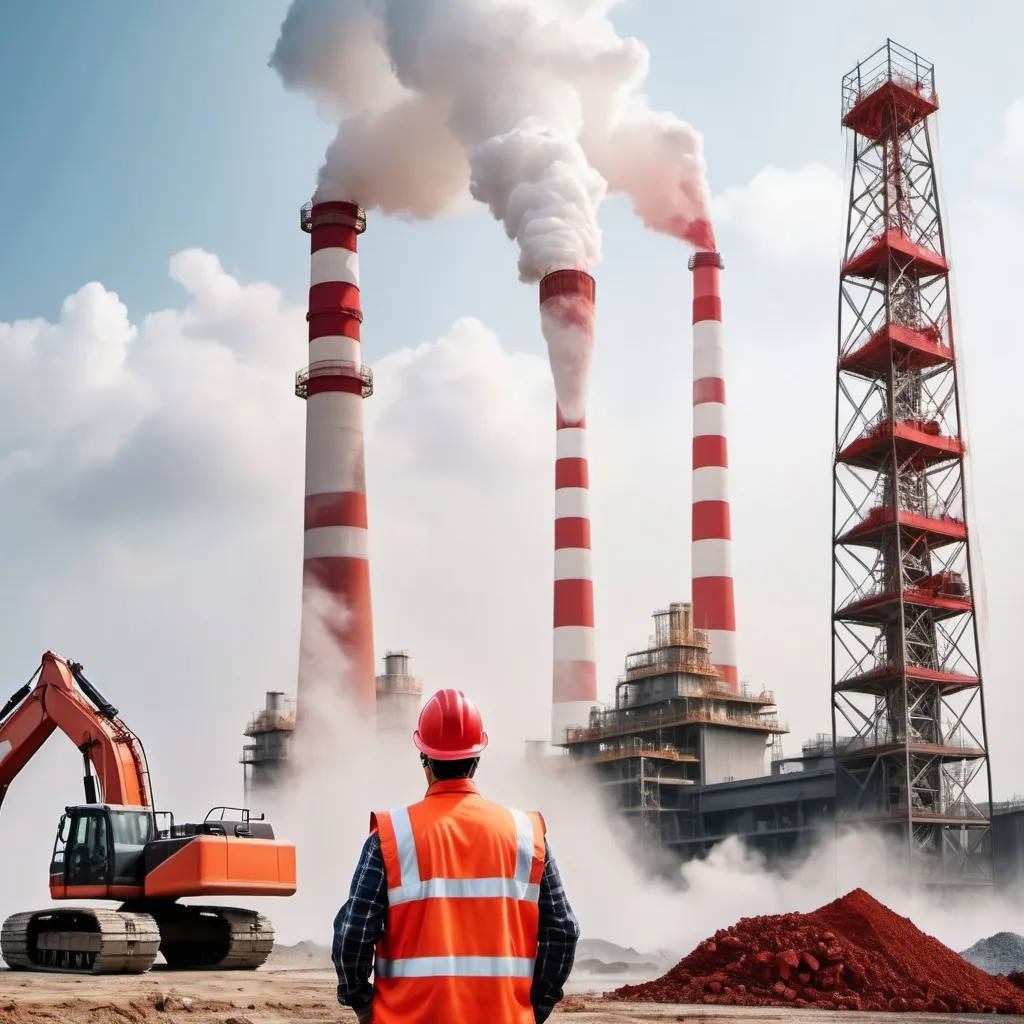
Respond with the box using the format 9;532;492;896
376;955;535;979
386;802;540;907
390;805;421;886
389;877;540;905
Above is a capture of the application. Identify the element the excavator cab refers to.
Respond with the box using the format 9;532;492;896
50;806;154;899
48;803;294;902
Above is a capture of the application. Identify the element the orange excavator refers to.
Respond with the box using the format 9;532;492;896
0;652;296;974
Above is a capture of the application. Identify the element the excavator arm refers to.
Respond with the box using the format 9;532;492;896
0;652;150;814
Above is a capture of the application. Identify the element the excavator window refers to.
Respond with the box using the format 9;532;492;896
64;810;110;887
50;814;68;872
108;810;154;888
109;810;153;847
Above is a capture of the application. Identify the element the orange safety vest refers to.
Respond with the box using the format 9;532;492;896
369;778;546;1024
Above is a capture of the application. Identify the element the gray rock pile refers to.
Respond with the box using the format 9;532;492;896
961;932;1024;976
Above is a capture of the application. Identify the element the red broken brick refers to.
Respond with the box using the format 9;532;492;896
605;889;1024;1014
775;950;800;980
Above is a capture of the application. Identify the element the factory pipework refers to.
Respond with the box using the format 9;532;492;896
298;200;376;715
688;251;738;691
540;269;598;743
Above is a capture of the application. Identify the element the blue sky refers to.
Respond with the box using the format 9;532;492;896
2;2;1021;343
2;1;1024;940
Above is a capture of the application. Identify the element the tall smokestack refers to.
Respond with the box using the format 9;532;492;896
297;200;376;715
688;250;737;691
540;269;598;743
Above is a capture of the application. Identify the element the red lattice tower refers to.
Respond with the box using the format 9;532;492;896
831;40;993;887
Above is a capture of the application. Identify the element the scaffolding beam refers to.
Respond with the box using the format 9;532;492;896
831;40;993;890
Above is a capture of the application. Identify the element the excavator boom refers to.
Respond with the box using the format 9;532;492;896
0;653;149;812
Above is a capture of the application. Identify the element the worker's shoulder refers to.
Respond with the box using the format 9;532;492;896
474;796;547;835
368;795;546;834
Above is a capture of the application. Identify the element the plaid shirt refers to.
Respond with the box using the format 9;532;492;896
333;830;580;1023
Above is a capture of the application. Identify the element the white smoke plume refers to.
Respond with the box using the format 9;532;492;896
541;295;595;424
470;120;606;282
270;0;716;270
588;109;716;250
318;98;470;221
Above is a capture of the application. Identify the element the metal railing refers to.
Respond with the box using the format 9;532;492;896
841;568;969;611
244;710;296;736
300;201;367;234
840;724;983;756
622;654;719;681
295;360;374;399
842;40;935;119
615;681;776;709
850;504;964;534
374;675;422;696
566;705;786;745
649;623;710;649
987;797;1024;813
579;739;698;764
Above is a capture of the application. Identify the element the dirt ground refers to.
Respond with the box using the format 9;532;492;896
0;963;1018;1024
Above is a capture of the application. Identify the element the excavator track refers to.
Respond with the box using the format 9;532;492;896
147;905;274;970
1;908;160;974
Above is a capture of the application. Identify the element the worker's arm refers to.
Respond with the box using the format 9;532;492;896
530;838;580;1024
332;832;387;1020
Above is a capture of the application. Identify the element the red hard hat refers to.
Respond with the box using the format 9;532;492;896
414;689;488;760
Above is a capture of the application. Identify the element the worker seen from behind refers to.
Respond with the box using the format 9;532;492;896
332;688;580;1023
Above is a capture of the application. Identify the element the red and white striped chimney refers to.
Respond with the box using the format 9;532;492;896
540;270;598;743
688;250;738;692
298;200;376;715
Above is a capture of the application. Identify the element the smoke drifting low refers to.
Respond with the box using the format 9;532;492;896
248;591;1022;962
270;0;715;274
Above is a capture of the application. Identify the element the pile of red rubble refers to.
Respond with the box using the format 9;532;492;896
607;888;1024;1013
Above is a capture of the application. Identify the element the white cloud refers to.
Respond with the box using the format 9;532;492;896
977;97;1024;183
369;316;551;484
0;251;305;524
711;162;845;264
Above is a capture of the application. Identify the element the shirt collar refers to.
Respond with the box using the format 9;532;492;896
426;778;479;797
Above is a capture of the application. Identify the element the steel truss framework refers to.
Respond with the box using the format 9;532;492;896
831;40;993;888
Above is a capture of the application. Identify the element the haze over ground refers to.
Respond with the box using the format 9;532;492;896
1;1;1024;947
